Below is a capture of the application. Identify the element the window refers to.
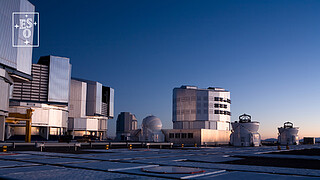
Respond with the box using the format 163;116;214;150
214;104;219;108
209;96;214;101
224;104;227;109
169;133;174;138
214;110;219;114
203;96;208;101
214;97;219;101
175;133;180;138
191;96;196;101
197;109;201;114
191;110;196;114
204;109;208;114
203;103;208;107
188;133;193;138
181;133;187;138
219;97;223;102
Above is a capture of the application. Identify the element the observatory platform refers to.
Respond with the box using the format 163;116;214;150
0;144;320;179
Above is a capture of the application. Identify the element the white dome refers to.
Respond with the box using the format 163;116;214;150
142;115;162;131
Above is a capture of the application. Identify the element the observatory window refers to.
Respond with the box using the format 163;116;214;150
169;133;174;139
181;133;187;138
188;133;193;138
175;133;180;138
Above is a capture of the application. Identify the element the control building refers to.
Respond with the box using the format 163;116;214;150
0;0;34;141
278;122;299;145
163;86;231;145
9;56;71;140
230;114;261;147
116;112;138;141
68;78;114;139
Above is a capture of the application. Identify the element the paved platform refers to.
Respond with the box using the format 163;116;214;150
0;144;319;179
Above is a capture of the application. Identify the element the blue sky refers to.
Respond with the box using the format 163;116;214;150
29;0;320;138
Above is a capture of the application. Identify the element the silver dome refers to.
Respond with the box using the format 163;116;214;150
142;115;162;132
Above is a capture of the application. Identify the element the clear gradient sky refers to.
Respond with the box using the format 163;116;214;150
29;0;320;139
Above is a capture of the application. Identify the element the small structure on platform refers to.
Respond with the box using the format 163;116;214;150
230;114;261;147
303;137;315;145
278;122;299;145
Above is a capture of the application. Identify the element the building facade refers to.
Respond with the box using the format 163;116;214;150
68;78;114;139
173;86;231;130
8;56;71;140
165;85;232;145
0;0;34;141
116;112;138;141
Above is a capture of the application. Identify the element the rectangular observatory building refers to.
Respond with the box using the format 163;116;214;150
68;78;114;139
165;85;231;145
172;86;231;130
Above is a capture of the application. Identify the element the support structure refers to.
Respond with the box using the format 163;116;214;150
6;109;33;142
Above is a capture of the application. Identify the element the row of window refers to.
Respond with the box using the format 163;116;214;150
169;133;193;139
214;103;228;109
214;110;231;115
175;97;231;103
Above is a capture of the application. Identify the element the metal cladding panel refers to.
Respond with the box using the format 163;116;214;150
95;82;102;115
108;88;114;117
87;118;99;131
16;0;34;75
47;56;71;103
69;79;87;118
0;70;11;114
86;82;96;116
0;0;33;76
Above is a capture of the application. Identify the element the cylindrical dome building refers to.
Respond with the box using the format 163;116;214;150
140;115;164;142
230;114;261;147
278;122;299;145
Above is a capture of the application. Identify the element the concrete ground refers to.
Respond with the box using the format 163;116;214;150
0;144;320;179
